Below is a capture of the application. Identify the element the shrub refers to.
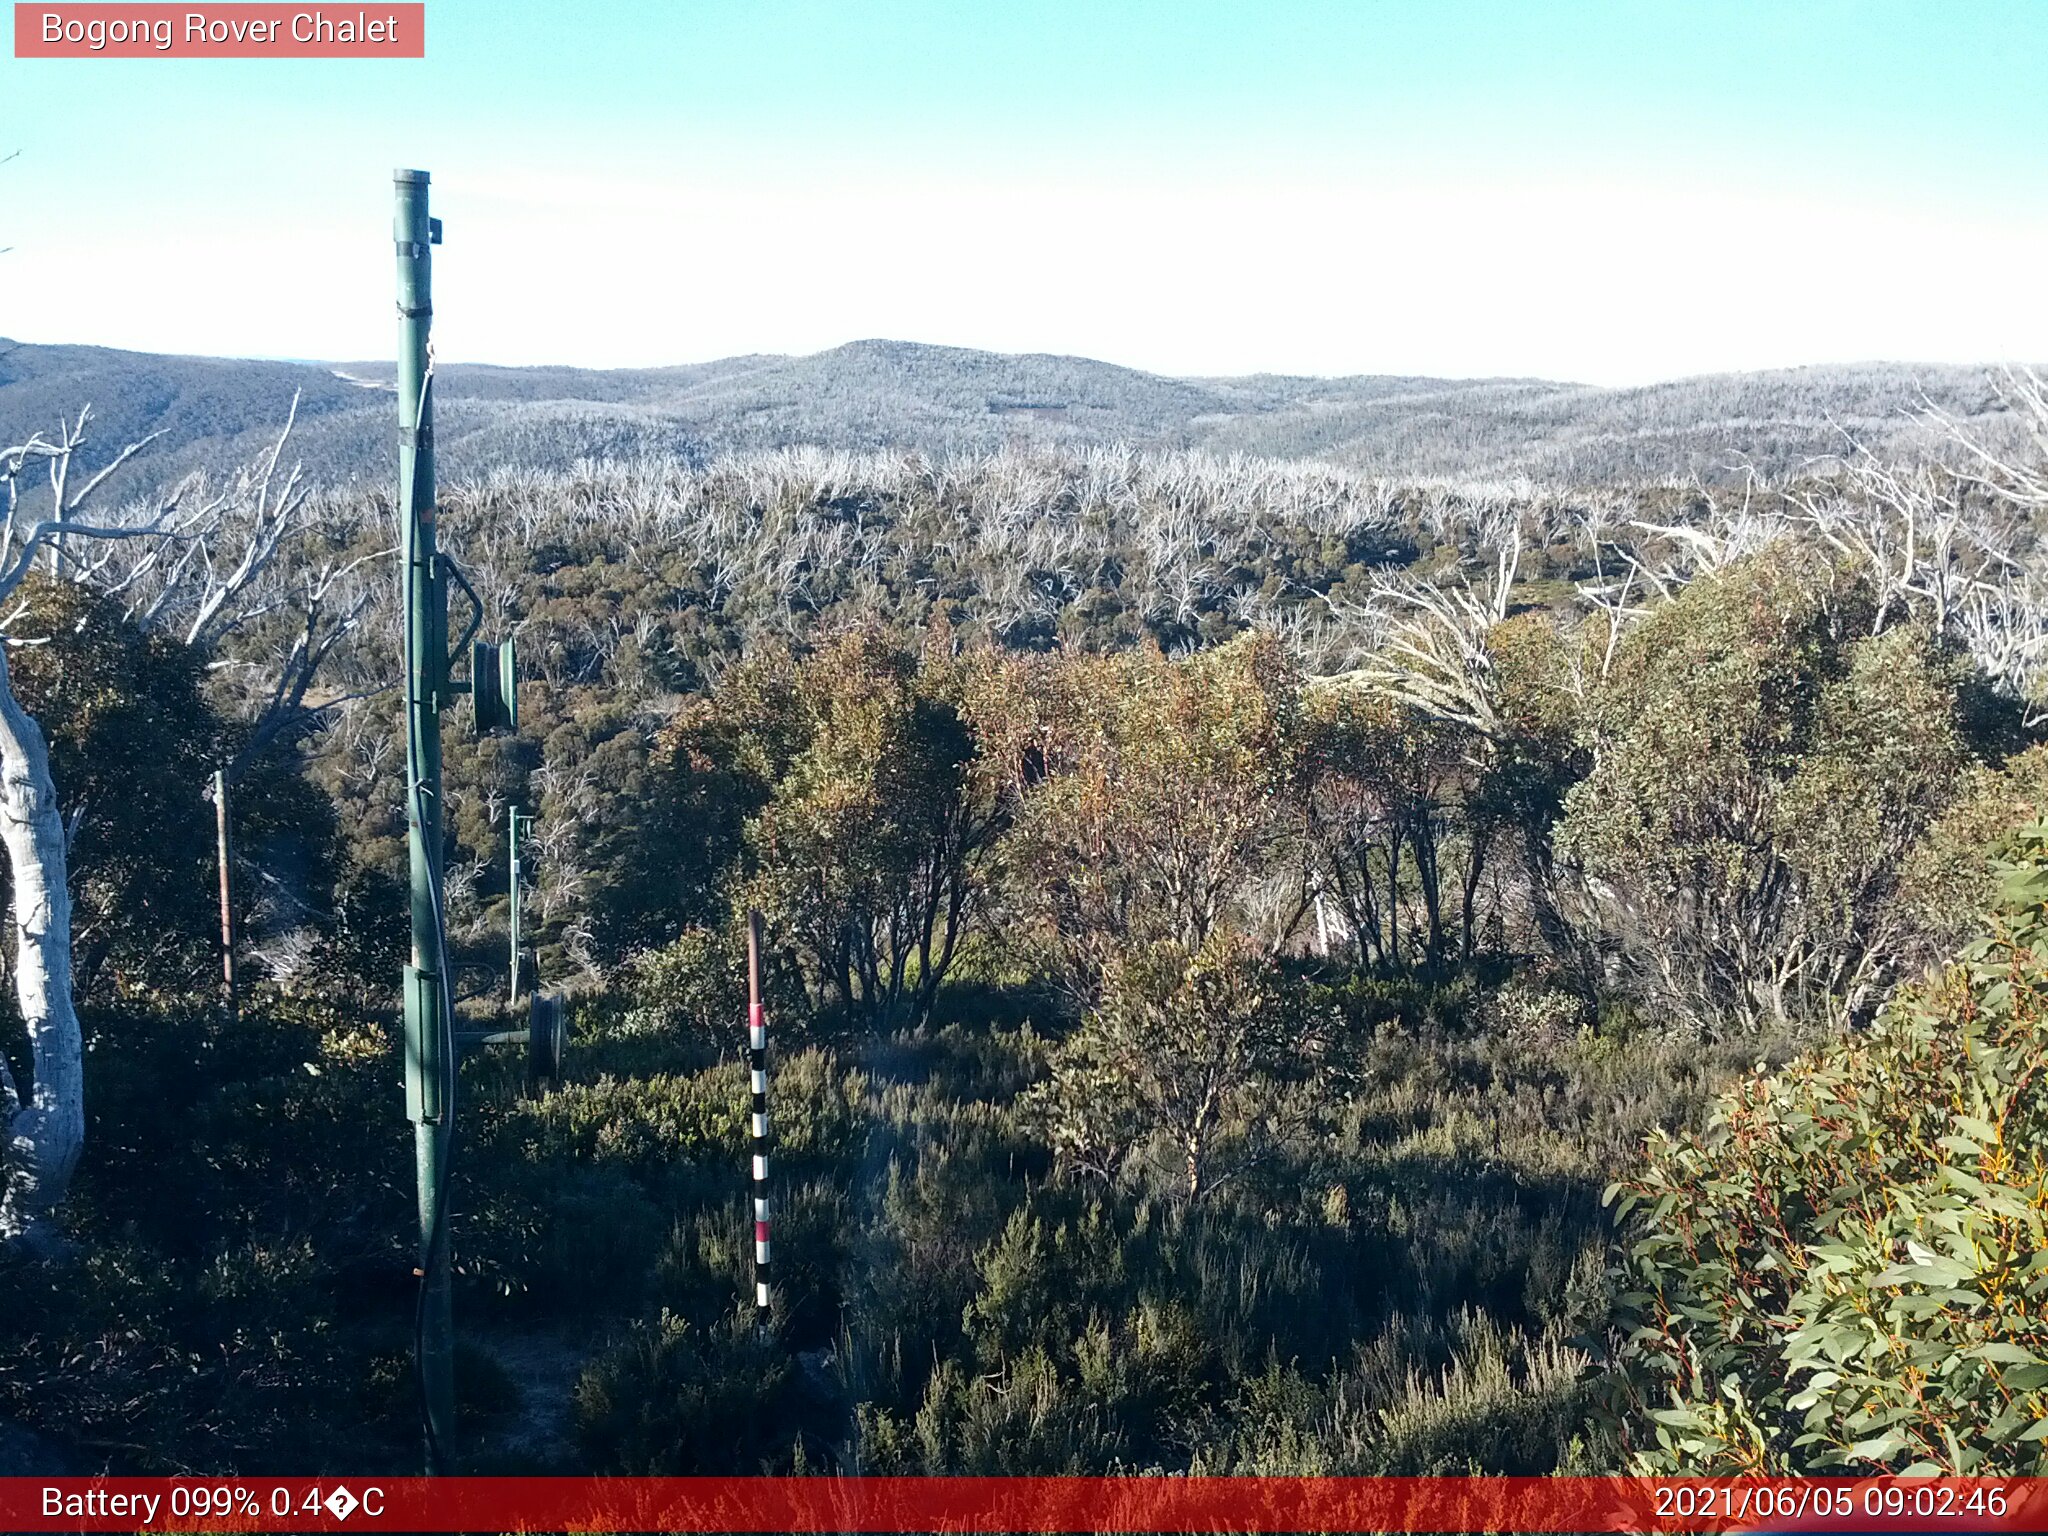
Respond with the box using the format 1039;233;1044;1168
623;926;744;1044
622;920;813;1052
1022;935;1319;1201
573;1312;815;1473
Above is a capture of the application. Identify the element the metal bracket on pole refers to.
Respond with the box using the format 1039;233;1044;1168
439;555;518;735
403;964;445;1124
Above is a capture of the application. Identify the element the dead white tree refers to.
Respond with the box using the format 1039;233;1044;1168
5;407;168;580
1942;366;2048;514
88;394;392;776
1313;524;1523;744
1570;562;1645;698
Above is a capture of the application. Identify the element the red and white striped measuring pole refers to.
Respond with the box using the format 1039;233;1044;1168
746;909;772;1332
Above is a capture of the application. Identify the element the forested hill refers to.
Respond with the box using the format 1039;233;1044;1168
0;334;2021;497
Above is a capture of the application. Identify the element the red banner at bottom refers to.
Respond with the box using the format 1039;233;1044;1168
6;1475;2047;1534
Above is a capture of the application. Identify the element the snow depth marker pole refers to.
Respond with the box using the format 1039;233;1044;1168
748;908;772;1332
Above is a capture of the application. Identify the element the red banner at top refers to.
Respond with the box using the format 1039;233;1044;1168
14;4;424;57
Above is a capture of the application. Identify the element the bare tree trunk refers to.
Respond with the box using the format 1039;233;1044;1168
0;649;82;1243
1460;825;1491;962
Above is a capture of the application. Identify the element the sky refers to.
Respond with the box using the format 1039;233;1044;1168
2;0;2044;385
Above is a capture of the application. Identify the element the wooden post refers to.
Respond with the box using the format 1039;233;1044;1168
213;768;237;1025
747;909;771;1333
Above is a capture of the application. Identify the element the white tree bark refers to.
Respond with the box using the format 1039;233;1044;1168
0;646;81;1243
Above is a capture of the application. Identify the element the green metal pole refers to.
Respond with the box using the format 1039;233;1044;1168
394;167;455;1474
508;806;524;1006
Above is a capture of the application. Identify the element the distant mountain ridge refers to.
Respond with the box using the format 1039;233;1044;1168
0;335;2024;498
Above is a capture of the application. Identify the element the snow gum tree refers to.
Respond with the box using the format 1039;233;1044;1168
1556;546;1990;1033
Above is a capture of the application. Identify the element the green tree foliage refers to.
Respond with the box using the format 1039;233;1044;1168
1898;743;2048;962
747;627;1009;1028
1297;607;1589;976
1560;547;1996;1030
694;624;1020;1029
3;576;219;995
1010;633;1302;987
1471;611;1592;958
1607;819;2048;1473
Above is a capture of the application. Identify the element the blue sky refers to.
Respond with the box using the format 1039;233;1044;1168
4;0;2043;383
